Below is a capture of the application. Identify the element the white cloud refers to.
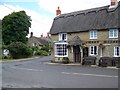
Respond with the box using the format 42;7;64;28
0;4;53;37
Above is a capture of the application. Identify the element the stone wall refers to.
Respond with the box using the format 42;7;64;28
51;30;119;63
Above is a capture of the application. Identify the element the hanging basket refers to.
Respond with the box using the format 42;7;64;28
98;42;104;48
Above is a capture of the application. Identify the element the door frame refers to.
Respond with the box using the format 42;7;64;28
73;45;81;63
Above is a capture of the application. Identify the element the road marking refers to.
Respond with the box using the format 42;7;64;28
61;72;118;78
10;67;43;72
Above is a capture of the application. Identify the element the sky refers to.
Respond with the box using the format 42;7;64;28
0;0;119;37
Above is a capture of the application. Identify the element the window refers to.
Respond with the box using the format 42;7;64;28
59;33;67;41
90;31;97;39
32;43;37;46
55;43;68;57
90;46;98;55
109;29;118;38
114;46;120;57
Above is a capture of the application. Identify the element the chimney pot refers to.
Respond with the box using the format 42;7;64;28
56;6;61;16
111;0;117;6
30;32;33;37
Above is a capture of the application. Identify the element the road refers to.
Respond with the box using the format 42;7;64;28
2;56;119;88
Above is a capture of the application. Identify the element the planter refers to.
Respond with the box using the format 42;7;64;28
62;57;69;64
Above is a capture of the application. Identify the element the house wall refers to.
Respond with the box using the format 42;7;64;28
51;29;119;62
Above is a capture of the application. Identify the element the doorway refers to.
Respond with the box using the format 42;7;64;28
73;45;81;63
83;47;89;57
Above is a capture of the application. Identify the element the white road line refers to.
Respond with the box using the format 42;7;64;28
10;67;43;72
61;72;118;78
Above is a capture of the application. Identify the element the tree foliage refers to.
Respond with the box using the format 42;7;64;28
2;11;31;45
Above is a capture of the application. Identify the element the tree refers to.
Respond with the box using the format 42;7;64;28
2;11;31;45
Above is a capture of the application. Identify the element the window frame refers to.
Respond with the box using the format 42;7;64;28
89;46;98;56
90;31;97;39
59;33;67;41
114;46;120;57
54;42;68;57
109;29;118;38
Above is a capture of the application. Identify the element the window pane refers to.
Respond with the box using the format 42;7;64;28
114;30;118;37
94;31;97;38
62;34;64;40
90;31;93;38
91;46;93;54
117;47;119;56
94;46;97;55
110;30;113;37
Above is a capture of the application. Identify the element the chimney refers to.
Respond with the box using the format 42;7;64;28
30;32;33;37
41;33;43;38
111;0;117;6
56;7;61;16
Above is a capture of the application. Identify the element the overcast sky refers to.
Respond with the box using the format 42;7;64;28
0;0;119;37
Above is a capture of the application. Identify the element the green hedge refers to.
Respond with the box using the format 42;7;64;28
8;42;33;59
35;50;48;56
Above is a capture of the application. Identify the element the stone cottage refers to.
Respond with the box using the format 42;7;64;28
50;0;120;64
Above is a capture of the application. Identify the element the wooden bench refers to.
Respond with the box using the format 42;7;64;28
82;56;96;65
99;57;120;67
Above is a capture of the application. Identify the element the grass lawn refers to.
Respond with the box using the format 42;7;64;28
0;56;39;62
0;58;15;62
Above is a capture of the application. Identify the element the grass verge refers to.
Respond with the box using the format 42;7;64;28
0;58;15;62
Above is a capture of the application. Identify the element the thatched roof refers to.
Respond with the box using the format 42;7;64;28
50;2;120;35
28;36;50;47
68;36;82;46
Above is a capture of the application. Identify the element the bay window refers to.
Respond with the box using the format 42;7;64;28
55;42;68;57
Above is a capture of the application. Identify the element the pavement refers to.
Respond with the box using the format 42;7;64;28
44;62;119;69
1;56;119;70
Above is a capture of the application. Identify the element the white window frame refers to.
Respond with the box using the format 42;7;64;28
32;43;37;46
109;29;118;38
59;33;67;41
54;42;68;57
90;31;97;39
89;46;98;56
114;46;120;57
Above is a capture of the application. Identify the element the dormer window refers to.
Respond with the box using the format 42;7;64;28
109;29;118;38
59;33;67;41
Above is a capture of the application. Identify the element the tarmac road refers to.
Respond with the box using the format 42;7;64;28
2;56;119;88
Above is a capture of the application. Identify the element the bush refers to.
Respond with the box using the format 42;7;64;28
41;46;49;52
8;42;33;59
35;50;48;56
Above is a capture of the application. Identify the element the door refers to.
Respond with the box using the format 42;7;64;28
73;45;81;63
83;47;89;57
